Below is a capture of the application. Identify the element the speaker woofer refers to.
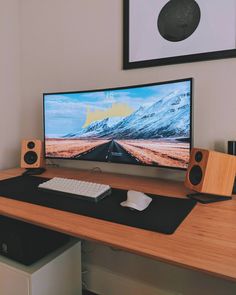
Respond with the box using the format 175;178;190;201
189;165;202;185
24;151;38;165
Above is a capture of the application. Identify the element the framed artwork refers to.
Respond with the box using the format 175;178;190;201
123;0;236;69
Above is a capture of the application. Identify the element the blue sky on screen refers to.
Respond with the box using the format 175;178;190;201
44;80;190;137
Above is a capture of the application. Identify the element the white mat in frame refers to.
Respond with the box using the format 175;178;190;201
128;0;236;63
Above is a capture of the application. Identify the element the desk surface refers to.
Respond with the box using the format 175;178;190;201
0;167;235;281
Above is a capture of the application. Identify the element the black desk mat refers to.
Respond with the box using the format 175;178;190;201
0;176;196;234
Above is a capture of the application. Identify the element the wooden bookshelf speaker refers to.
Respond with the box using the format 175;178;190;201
20;139;44;169
185;148;236;196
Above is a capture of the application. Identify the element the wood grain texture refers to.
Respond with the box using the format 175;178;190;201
0;167;236;281
185;148;236;196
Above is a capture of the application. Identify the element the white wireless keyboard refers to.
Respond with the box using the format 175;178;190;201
38;177;111;202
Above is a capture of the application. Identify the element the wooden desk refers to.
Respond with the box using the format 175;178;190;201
0;167;235;282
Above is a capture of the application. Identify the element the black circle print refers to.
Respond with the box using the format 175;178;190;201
157;0;201;42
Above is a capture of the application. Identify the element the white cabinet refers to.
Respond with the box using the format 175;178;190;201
0;265;29;295
0;239;81;295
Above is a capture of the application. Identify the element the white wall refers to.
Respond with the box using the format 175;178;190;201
19;0;236;178
2;0;236;294
0;0;21;169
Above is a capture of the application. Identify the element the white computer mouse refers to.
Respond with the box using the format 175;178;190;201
120;190;152;211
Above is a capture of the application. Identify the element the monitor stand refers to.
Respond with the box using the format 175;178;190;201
22;168;46;176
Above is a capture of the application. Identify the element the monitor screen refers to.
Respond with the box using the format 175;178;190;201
43;78;192;170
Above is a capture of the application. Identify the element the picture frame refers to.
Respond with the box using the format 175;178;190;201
123;0;236;69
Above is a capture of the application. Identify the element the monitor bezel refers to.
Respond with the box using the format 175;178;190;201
43;77;193;171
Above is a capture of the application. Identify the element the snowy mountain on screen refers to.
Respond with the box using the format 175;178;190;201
63;89;190;140
63;117;124;138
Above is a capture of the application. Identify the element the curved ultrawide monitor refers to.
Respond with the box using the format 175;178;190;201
43;78;192;170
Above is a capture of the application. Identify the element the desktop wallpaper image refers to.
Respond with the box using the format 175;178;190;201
44;81;191;168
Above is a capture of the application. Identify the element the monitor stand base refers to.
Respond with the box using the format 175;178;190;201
22;168;46;176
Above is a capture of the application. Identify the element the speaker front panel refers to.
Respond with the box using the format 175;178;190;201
21;139;43;168
185;148;209;192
